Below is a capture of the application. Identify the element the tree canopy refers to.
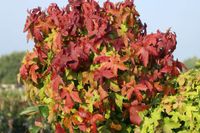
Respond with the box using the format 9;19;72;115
183;56;200;69
0;52;25;84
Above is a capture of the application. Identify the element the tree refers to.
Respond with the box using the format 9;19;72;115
0;52;25;84
19;0;184;132
183;56;200;69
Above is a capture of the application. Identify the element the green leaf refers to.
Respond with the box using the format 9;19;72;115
110;80;120;92
163;118;181;133
98;125;111;133
105;110;111;119
29;126;40;133
115;93;124;111
120;24;128;33
126;126;133;133
39;87;45;100
79;27;88;35
108;32;118;39
47;51;53;65
44;29;56;43
150;108;162;127
169;112;180;123
77;81;83;91
177;76;185;86
75;115;83;122
88;102;94;113
20;106;39;116
43;97;53;104
90;64;100;71
140;118;152;133
88;90;100;113
39;105;49;118
65;69;77;80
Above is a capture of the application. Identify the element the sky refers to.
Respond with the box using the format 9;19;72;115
0;0;199;61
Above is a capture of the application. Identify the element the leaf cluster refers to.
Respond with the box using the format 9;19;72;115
138;68;200;133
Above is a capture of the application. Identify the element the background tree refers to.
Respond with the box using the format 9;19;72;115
183;56;200;69
0;52;25;84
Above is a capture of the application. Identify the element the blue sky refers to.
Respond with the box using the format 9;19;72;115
0;0;199;61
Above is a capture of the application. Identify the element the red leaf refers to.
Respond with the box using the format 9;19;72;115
129;102;148;125
134;90;143;102
53;32;62;52
160;66;172;73
94;54;128;83
129;106;142;126
91;123;97;133
63;117;74;133
29;64;39;83
78;124;87;132
90;114;104;124
98;86;108;100
101;69;115;79
70;91;82;103
164;87;176;96
78;108;91;119
174;60;187;71
65;92;74;109
101;55;128;76
137;47;149;67
110;38;125;51
94;56;110;64
146;45;158;56
33;28;43;41
60;88;68;99
154;82;163;92
51;75;64;91
24;7;42;32
55;123;66;133
36;46;47;64
135;84;148;91
127;88;134;100
20;65;28;79
143;81;153;92
94;68;115;84
126;84;147;100
144;33;159;45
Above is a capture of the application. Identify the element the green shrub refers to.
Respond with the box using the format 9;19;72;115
137;68;200;133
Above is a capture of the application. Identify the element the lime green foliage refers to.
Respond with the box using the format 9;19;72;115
195;61;200;69
0;52;25;84
137;68;200;133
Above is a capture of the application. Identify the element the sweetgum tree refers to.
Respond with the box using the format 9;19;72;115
19;0;185;132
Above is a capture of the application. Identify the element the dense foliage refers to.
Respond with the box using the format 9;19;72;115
0;89;30;133
137;67;200;133
19;0;185;132
0;52;25;84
